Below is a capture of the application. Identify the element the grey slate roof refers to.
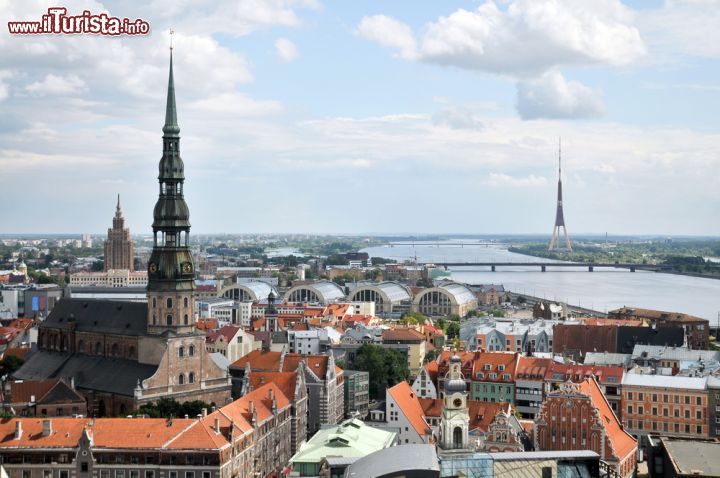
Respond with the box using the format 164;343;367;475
14;350;157;397
345;444;439;477
42;298;148;336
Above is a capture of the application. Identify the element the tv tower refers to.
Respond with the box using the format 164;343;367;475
548;138;572;252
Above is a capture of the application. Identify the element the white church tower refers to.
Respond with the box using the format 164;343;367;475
440;354;470;451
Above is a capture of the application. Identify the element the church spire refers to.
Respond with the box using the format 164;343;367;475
146;38;196;336
163;49;179;136
116;194;121;216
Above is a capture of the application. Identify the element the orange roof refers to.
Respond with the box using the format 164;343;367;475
291;323;309;331
206;325;243;344
2;347;31;360
387;381;430;438
8;318;33;330
0;383;292;452
231;350;282;372
471;352;519;381
9;379;82;404
437;350;476;368
424;361;439;382
580;317;643;327
195;319;218;331
547;362;624;385
382;328;425;342
516;356;553;380
283;353;329;377
418;398;510;433
579;378;637;460
247;372;298;401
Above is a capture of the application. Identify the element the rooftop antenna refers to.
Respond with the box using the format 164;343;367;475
169;28;175;50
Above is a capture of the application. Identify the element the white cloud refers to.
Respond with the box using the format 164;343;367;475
358;1;644;76
356;15;418;60
484;173;548;187
640;0;720;59
274;37;299;62
516;71;605;120
432;106;484;130
0;71;12;102
25;74;87;95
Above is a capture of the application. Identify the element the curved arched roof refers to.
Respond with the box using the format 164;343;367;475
220;281;275;301
413;282;476;306
283;280;346;304
347;282;412;303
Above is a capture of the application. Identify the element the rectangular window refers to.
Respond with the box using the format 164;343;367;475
652;394;657;402
697;425;703;434
627;405;633;414
638;392;644;401
697;396;702;405
685;396;691;405
203;473;211;478
638;406;644;415
663;394;669;402
130;472;139;478
697;410;702;419
44;471;52;478
116;472;125;478
60;473;69;478
185;473;195;478
627;392;633;400
146;472;155;478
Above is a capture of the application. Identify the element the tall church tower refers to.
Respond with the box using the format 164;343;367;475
146;51;196;336
104;194;134;271
440;354;470;451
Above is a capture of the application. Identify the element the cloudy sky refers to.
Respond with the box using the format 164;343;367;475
1;0;719;235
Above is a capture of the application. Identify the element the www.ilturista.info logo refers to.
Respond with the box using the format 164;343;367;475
8;8;150;35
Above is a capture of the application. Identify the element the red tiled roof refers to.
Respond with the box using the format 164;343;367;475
424;361;439;383
471;352;519;381
0;383;292;452
206;325;242;344
580;318;643;327
547;362;624;385
10;379;60;404
196;319;218;331
247;372;298;401
516;356;553;380
579;378;637;460
387;381;430;438
231;350;282;372
382;328;425;342
2;347;31;360
8;318;33;331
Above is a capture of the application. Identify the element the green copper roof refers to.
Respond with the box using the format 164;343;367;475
163;51;180;135
289;419;396;466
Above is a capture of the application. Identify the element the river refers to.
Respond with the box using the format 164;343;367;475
360;241;720;320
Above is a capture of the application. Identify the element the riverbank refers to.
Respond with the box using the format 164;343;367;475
508;246;720;280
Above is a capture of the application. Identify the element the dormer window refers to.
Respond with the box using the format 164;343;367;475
489;373;496;380
498;364;505;371
484;364;491;371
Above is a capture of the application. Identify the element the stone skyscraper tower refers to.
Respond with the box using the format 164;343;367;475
103;194;134;270
146;50;196;336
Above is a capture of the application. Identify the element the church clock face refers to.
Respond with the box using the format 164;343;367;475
148;262;157;273
454;398;462;407
182;262;193;274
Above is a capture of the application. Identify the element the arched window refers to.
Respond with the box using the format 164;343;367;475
62;336;69;351
184;314;189;325
188;345;195;357
128;346;135;358
183;297;189;308
95;342;102;355
166;297;173;308
111;343;119;357
179;346;184;357
166;314;173;326
453;427;463;449
178;374;185;385
152;297;156;307
77;340;85;353
189;372;195;384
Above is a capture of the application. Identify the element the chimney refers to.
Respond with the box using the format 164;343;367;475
214;417;221;433
42;419;52;436
14;421;22;440
248;401;254;414
70;377;75;390
201;408;208;418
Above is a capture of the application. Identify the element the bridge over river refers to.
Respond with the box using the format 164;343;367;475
422;261;670;272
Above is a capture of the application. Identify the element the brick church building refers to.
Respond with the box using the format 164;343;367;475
14;52;231;416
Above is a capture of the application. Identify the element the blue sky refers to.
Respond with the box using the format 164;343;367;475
1;0;719;235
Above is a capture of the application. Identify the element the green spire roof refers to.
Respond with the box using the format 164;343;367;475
163;51;180;135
